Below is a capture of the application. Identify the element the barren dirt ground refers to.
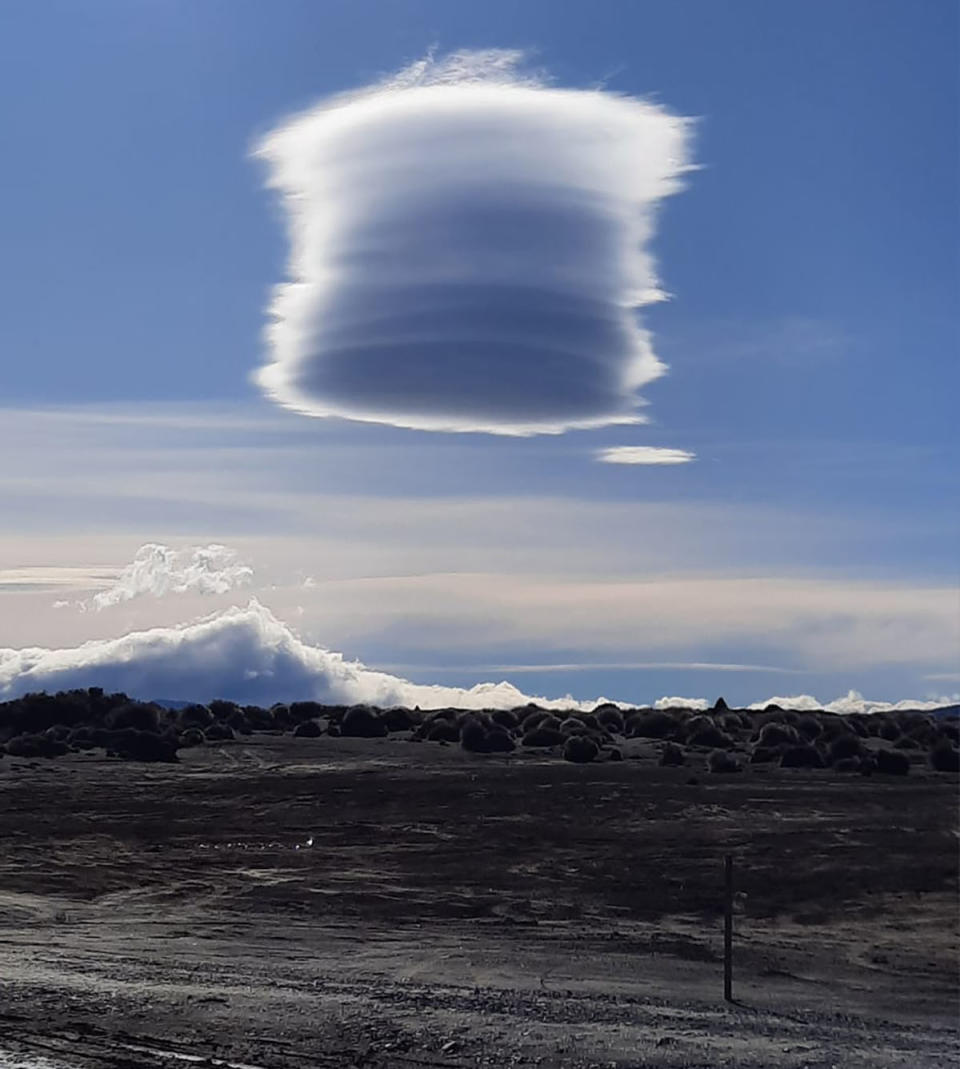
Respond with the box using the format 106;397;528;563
0;735;956;1068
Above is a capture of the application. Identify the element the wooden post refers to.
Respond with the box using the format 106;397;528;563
723;853;734;1002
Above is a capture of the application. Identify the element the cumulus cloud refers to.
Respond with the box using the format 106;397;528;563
255;49;691;435
0;600;592;710
0;602;953;715
83;544;253;611
596;446;696;465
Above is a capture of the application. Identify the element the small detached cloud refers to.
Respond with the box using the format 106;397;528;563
82;544;253;612
255;49;691;435
596;446;696;465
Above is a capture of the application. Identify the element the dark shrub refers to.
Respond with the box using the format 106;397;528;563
326;724;341;738
659;742;686;767
522;727;564;748
107;729;178;763
6;733;68;758
875;748;910;775
631;711;679;739
559;717;588;736
204;722;234;741
592;702;620;719
243;705;275;731
107;702;160;733
606;747;623;761
797;715;823;742
832;757;861;773
426;720;460;743
44;724;71;741
828;734;862;762
228;711;253;736
878;719;900;742
758;723;799;748
688;725;734;749
460;719;489;753
381;707;416;733
712;697;729;712
521;710;549;733
847;715;870;739
486;728;516;753
894;735;920;750
287;700;324;723
67;727;96;751
490;709;518;732
209;699;240;721
563;736;599;764
780;745;825;769
341;706;388;738
578;713;601;732
938;721;960;745
929;742;960;773
179;704;213;730
595;706;624;733
750;746;780;764
293;719;323;738
178;727;206;747
707;749;742;773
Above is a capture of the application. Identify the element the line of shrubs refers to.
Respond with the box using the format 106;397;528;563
0;688;957;773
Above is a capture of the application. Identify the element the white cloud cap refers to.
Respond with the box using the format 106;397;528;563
255;49;691;435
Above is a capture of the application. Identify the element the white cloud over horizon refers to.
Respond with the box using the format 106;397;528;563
255;49;691;435
596;446;696;465
0;600;954;715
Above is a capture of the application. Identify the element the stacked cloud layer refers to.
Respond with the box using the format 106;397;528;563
255;50;691;434
1;601;952;714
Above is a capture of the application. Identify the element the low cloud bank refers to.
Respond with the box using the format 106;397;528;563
655;692;955;715
1;603;952;714
256;49;690;435
68;544;253;611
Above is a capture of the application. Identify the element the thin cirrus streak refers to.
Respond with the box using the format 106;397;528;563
254;49;692;435
596;446;696;465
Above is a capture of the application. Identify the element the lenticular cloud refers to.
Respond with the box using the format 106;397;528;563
255;50;691;434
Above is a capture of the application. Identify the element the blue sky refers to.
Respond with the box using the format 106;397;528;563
1;1;956;708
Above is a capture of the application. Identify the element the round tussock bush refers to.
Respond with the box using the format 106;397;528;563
341;706;388;738
426;720;460;743
228;711;253;736
204;722;235;741
688;725;734;750
659;742;686;767
929;741;960;773
578;713;602;732
846;715;870;739
520;710;549;733
596;707;624;733
209;699;240;721
593;702;620;719
606;747;623;761
289;700;326;723
758;722;799;748
107;728;179;763
878;719;901;742
381;707;416;733
178;727;206;747
539;715;562;733
326;723;341;738
750;746;780;764
6;733;68;758
894;735;920;750
875;748;910;775
780;745;825;769
559;717;588;736
938;721;959;745
243;705;276;731
107;702;160;733
832;757;861;773
178;703;214;730
522;726;564;748
707;749;742;774
293;719;323;738
563;735;599;763
490;709;518;732
460;718;489;753
797;715;823;742
629;711;679;740
485;728;516;753
828;734;862;762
